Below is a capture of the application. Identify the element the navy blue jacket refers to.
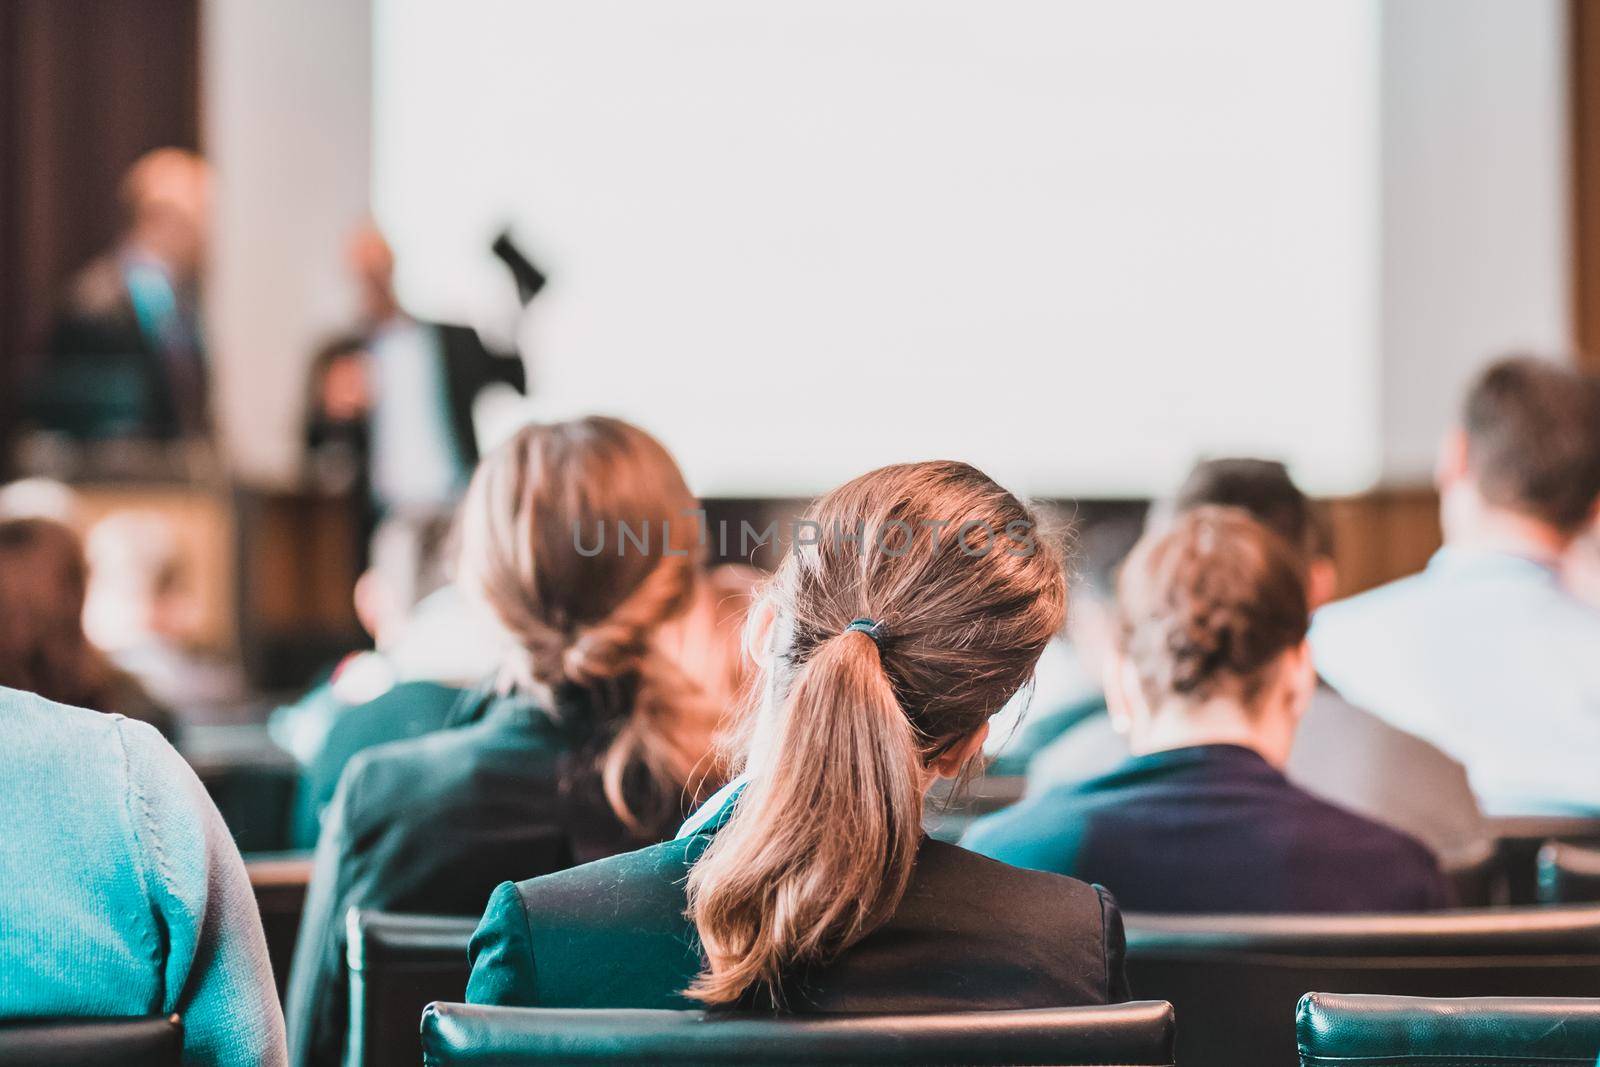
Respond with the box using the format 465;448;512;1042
964;744;1450;914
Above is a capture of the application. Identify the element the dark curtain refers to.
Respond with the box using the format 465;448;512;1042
0;0;199;467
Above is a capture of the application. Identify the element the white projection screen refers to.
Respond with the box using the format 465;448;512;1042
373;0;1380;498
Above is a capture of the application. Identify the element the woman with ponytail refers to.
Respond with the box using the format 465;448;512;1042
287;417;755;1066
467;460;1128;1012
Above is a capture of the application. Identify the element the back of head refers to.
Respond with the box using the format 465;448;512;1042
686;460;1068;1006
1461;356;1600;533
1168;457;1330;564
0;518;112;708
1116;506;1308;709
456;416;713;834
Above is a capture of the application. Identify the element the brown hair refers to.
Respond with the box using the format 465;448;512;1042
1115;506;1308;707
1463;356;1600;532
456;416;731;835
1169;457;1332;563
0;518;117;709
685;461;1067;1006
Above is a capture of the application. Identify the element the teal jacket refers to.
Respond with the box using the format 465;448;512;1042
467;781;1128;1012
0;687;286;1065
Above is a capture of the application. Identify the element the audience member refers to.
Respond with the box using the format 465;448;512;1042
993;515;1144;780
1032;458;1485;862
965;507;1450;913
467;460;1129;1012
40;148;212;441
0;517;174;738
285;416;754;1066
1313;356;1600;814
0;686;285;1064
83;510;247;725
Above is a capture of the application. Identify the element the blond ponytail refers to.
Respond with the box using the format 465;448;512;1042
685;627;923;1006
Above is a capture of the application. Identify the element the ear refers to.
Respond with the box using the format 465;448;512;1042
1306;557;1339;612
930;721;990;779
1282;639;1316;722
1435;427;1470;493
1103;649;1139;737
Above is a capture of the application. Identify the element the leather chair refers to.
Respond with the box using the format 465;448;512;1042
1126;905;1600;1067
1484;816;1600;904
1297;992;1600;1066
1538;841;1600;905
346;910;478;1067
1442;838;1500;907
246;851;314;1000
0;1015;181;1066
418;1001;1177;1066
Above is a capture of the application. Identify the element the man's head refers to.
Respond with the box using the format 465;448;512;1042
345;224;400;327
1163;457;1338;610
120;148;210;279
1439;356;1600;549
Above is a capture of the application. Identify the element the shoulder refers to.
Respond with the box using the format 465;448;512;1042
921;838;1104;910
517;837;698;919
1312;572;1430;638
341;709;558;805
0;686;124;754
65;256;129;316
961;781;1102;870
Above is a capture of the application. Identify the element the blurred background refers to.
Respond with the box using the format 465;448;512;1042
0;0;1593;762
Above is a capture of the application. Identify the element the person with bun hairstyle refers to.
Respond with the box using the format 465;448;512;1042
467;460;1128;1012
965;507;1449;914
286;417;754;1066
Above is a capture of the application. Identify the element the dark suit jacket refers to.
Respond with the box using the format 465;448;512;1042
42;253;207;439
966;743;1451;914
284;690;664;1067
466;786;1130;1013
288;680;465;849
434;321;524;468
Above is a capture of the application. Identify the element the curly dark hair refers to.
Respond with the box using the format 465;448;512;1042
1115;506;1308;706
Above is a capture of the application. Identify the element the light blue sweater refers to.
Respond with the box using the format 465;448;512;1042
0;687;286;1065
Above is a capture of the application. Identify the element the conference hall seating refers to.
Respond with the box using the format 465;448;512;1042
1297;992;1600;1067
1125;905;1600;1067
245;852;314;1000
0;1015;182;1067
347;911;478;1067
1539;841;1600;905
1484;816;1600;904
418;1001;1178;1066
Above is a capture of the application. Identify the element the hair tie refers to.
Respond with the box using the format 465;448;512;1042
844;617;884;644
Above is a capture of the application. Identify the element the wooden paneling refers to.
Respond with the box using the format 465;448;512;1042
1324;487;1442;599
0;0;200;463
1574;0;1600;372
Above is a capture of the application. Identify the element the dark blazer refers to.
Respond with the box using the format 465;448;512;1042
288;680;465;849
41;253;208;440
434;321;524;469
466;785;1130;1013
965;743;1451;914
284;690;666;1067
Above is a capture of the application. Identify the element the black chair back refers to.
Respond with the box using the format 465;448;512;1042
1126;906;1600;1067
419;1001;1177;1066
1297;992;1600;1066
347;911;477;1067
246;852;313;1000
1442;838;1500;907
0;1015;181;1066
1485;816;1600;904
1538;841;1600;904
